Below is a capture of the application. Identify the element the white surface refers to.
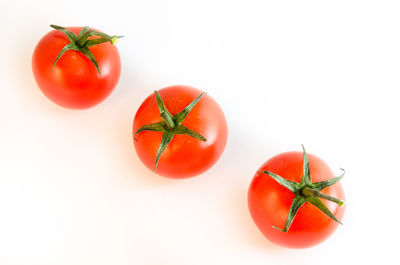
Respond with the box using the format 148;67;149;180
1;0;399;264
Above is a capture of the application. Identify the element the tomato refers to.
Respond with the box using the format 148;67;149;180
32;25;121;109
248;146;345;248
132;85;228;178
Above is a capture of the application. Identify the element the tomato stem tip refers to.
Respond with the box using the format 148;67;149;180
160;111;175;128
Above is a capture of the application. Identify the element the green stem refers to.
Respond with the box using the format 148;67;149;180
91;30;112;40
302;187;344;206
160;111;175;128
76;31;91;47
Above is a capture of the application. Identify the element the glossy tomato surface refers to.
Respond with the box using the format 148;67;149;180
133;85;228;178
248;151;345;248
32;27;121;109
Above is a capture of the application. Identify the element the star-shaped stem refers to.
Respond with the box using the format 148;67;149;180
50;24;123;74
134;91;207;170
260;145;345;232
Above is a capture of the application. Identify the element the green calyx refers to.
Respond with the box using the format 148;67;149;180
259;145;345;232
134;91;207;170
50;24;123;74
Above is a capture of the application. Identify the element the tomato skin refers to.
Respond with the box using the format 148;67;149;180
248;151;345;248
132;85;228;178
32;27;121;109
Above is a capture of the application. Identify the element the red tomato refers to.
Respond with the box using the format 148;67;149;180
132;85;228;178
32;26;121;109
248;148;345;248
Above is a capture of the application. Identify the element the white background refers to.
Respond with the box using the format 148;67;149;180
1;0;399;264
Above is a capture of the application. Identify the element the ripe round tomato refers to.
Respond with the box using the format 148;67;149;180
32;26;121;109
132;85;228;178
248;147;345;248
